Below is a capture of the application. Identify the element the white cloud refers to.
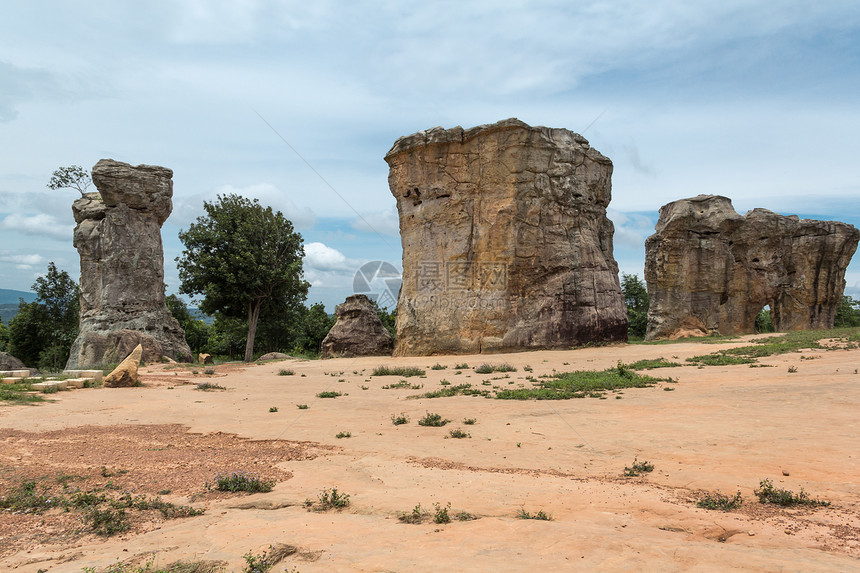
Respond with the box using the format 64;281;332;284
0;252;47;270
0;213;72;240
607;209;656;249
302;241;365;288
351;207;400;237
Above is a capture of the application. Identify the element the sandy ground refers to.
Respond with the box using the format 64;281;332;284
1;336;858;572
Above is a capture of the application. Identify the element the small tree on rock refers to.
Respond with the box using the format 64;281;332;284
176;194;309;362
621;273;649;339
47;165;92;196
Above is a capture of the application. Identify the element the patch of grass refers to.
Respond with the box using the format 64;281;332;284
430;363;447;370
623;458;654;477
382;380;423;389
208;471;274;493
417;411;451;427
84;506;130;536
754;479;830;507
296;404;308;409
278;369;295;376
335;431;351;439
448;429;471;439
203;368;215;375
454;363;469;370
462;418;476;425
372;365;426;377
455;511;478;521
686;354;756;366
391;413;410;425
0;480;58;512
242;543;297;573
412;384;490;399
195;382;226;391
474;363;516;374
626;358;683;370
269;406;278;413
517;508;552;520
495;363;669;400
0;381;46;404
697;490;744;511
433;502;451;524
316;391;342;398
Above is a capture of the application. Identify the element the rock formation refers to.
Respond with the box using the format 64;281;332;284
385;118;627;355
645;195;859;340
66;159;192;368
320;294;393;358
0;351;26;371
104;344;143;388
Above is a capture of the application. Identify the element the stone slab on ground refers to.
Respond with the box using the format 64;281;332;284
30;380;68;391
63;369;104;382
0;370;31;378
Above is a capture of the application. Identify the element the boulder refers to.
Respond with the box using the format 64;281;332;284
103;344;143;388
645;195;860;339
320;295;393;358
385;118;628;356
66;159;193;368
258;352;290;361
0;352;26;371
198;353;213;365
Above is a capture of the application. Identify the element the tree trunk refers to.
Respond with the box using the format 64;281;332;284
244;300;263;362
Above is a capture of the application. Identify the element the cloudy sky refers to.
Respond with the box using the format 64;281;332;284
2;0;859;311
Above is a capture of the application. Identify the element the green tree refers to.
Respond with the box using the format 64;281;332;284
0;318;12;352
9;263;79;370
834;295;860;327
296;302;335;353
370;299;396;339
47;165;92;196
177;194;310;362
165;294;210;354
755;307;775;333
620;273;649;339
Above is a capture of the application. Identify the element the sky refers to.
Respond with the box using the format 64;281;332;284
1;0;859;312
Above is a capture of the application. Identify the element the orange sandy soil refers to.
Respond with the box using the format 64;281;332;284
1;335;858;572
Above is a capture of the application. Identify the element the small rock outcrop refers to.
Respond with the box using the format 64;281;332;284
0;352;27;371
645;195;859;339
320;295;393;358
104;344;143;388
258;352;289;361
66;160;192;368
386;118;627;356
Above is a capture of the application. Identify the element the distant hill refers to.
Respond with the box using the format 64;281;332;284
0;289;37;305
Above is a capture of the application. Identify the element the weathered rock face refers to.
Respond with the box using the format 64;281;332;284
66;159;192;368
645;195;859;340
320;294;393;358
386;118;627;356
0;352;26;371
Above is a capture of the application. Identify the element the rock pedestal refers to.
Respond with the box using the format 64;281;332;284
66;159;192;368
320;295;393;358
644;195;859;339
385;118;627;356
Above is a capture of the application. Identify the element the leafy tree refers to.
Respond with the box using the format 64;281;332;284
834;295;860;327
165;294;210;354
0;318;11;352
295;302;335;353
177;194;310;362
755;307;775;333
620;273;649;338
370;299;396;339
207;314;247;360
47;165;92;195
9;263;79;370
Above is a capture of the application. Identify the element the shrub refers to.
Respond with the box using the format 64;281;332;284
433;502;451;524
371;366;426;377
296;404;308;409
316;391;342;398
754;479;830;507
335;431;351;439
209;471;274;493
430;363;447;370
278;369;295;376
623;458;654;477
463;418;476;425
269;406;278;412
316;487;350;510
474;363;516;374
195;382;226;391
391;413;410;425
697;491;743;511
517;508;551;520
449;429;470;439
418;411;450;427
398;504;425;524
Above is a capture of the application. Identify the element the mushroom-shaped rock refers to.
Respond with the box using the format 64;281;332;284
320;295;393;358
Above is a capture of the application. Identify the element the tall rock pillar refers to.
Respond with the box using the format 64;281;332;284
66;159;192;368
386;118;628;356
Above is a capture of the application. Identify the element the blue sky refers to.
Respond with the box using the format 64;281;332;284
1;1;859;311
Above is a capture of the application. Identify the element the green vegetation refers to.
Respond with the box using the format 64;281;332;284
413;384;490;399
417;412;451;427
448;429;470;439
495;363;669;400
391;413;410;425
697;490;743;511
371;365;426;377
296;404;308;409
835;295;860;327
241;544;298;573
316;391;342;398
177;193;310;362
626;358;682;370
686;353;755;366
516;508;552;520
0;379;46;404
623;458;655;477
621;273;649;339
313;487;350;510
278;369;295;376
474;362;516;374
269;406;278;412
208;471;274;493
48;164;91;195
335;431;351;438
398;504;425;524
430;363;447;370
195;382;226;391
463;418;477;425
382;380;423;389
454;363;469;370
433;502;451;524
754;479;830;507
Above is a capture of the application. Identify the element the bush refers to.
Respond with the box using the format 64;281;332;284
209;471;274;493
697;491;743;511
372;366;426;377
623;458;654;477
418;412;450;427
754;479;830;507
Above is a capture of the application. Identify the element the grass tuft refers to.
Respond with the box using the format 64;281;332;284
371;366;426;377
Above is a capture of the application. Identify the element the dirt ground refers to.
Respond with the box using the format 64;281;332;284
0;335;858;572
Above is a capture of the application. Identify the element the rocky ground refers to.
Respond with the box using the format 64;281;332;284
1;334;858;572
